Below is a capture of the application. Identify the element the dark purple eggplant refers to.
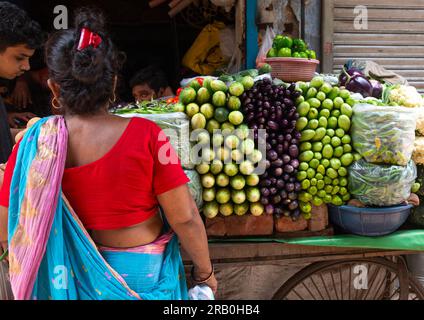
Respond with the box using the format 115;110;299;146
272;159;283;167
272;195;282;205
294;131;302;140
292;209;301;220
288;192;298;201
267;150;278;161
267;120;280;131
274;208;283;217
288;145;299;158
276;179;285;189
286;183;295;192
261;188;270;197
291;90;302;99
266;143;272;151
280;190;288;199
282;154;291;164
261;197;269;206
294;182;302;192
370;79;383;99
346;75;373;98
339;67;364;87
290;159;300;169
282;199;291;206
288;200;299;211
265;205;275;215
276;144;284;155
259;180;268;188
265;160;271;170
284;164;294;174
274;168;283;177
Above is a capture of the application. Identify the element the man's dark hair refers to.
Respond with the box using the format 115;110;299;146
0;1;44;52
45;7;125;115
130;65;169;93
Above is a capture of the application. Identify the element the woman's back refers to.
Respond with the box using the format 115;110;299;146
64;114;131;169
63;115;189;246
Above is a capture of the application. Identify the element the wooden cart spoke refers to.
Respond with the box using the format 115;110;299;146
273;258;424;300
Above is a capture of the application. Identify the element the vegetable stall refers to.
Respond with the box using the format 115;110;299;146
114;34;424;300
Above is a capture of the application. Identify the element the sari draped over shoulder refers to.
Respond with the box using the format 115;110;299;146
7;116;188;300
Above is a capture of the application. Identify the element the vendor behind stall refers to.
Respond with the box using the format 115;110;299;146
129;65;174;103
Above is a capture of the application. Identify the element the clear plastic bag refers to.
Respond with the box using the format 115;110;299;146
0;263;13;300
352;104;416;166
348;159;417;207
188;285;215;300
184;169;203;210
120;112;194;169
256;26;275;68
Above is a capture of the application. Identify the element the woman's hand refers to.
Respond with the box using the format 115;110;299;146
407;193;420;207
157;185;217;296
192;267;218;295
7;112;36;128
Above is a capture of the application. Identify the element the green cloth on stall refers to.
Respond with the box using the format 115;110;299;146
208;230;424;251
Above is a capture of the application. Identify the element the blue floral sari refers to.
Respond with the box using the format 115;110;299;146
7;116;188;300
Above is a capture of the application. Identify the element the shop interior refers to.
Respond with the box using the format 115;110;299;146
2;0;238;120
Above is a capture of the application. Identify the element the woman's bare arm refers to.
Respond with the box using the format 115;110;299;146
157;184;217;293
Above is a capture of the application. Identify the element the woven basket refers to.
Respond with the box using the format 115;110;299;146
265;57;320;82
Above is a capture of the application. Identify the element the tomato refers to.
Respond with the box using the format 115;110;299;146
196;78;204;86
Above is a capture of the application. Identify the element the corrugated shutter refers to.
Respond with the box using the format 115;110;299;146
322;0;424;92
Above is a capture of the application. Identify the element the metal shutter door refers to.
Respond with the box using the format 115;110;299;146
322;0;424;92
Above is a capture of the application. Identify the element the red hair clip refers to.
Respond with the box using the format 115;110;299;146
77;27;102;51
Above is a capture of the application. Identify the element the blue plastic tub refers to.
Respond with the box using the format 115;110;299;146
328;204;412;237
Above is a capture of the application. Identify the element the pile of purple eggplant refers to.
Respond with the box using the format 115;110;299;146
241;79;302;218
339;66;383;99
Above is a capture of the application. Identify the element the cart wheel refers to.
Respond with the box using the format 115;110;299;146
273;257;424;300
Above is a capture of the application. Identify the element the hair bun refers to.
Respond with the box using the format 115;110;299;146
71;48;104;85
71;7;107;85
74;7;105;34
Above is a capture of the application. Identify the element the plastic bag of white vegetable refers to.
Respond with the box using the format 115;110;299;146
119;112;194;169
348;159;417;207
184;169;203;210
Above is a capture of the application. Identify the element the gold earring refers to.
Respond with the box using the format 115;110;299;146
51;97;62;109
109;92;117;104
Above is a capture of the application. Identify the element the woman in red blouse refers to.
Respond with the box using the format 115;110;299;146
0;9;216;299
